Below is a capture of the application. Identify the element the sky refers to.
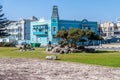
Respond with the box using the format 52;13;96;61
0;0;120;22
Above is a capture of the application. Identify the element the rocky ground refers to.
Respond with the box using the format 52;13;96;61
0;58;120;80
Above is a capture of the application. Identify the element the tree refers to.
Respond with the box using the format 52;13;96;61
81;29;93;46
0;5;10;38
86;31;96;46
82;29;92;37
67;28;83;48
86;31;103;46
95;35;103;46
79;38;87;46
56;29;68;40
56;28;101;48
56;29;68;47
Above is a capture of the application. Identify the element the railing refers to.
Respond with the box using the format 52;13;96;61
33;32;48;35
85;45;120;51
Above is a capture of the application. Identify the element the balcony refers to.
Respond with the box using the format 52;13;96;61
33;32;48;36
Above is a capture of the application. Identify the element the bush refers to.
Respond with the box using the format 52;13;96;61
84;48;95;53
77;45;85;49
0;42;15;47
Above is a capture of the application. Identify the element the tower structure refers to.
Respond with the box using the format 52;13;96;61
51;5;59;44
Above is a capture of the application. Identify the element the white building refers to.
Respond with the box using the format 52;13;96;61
100;21;117;39
115;18;120;38
0;16;38;44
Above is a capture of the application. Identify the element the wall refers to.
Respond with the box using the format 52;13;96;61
30;20;50;46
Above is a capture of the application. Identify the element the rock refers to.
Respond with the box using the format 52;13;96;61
60;49;64;54
63;49;69;53
45;55;57;60
65;46;69;49
51;46;61;53
69;48;83;53
46;47;53;51
51;44;57;48
47;44;95;54
70;48;77;53
17;44;35;51
60;48;69;54
16;45;24;49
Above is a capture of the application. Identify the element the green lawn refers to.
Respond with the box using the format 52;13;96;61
0;47;120;67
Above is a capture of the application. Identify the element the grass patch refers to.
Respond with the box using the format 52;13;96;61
0;47;120;67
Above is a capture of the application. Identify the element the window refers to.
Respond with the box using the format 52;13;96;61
54;38;56;43
53;35;56;38
91;28;94;32
53;27;56;31
18;27;22;32
103;33;106;36
39;38;42;42
39;29;42;32
32;38;34;41
69;26;73;29
45;32;48;34
110;27;112;31
36;37;38;42
114;32;120;35
45;26;48;29
45;29;48;32
18;33;22;40
85;27;88;29
47;38;49;42
3;39;6;42
61;26;64;30
88;27;91;30
104;28;107;32
52;19;56;22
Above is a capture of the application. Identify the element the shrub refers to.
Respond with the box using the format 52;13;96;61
77;45;85;49
0;42;15;47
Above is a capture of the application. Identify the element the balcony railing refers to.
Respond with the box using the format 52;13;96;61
33;32;48;36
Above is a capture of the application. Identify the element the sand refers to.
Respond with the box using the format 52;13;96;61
0;58;120;80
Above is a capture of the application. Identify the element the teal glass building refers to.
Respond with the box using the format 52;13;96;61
31;6;98;46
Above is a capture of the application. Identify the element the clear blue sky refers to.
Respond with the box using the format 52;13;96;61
0;0;120;22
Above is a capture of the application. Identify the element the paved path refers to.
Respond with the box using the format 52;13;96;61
86;46;120;51
0;58;120;80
